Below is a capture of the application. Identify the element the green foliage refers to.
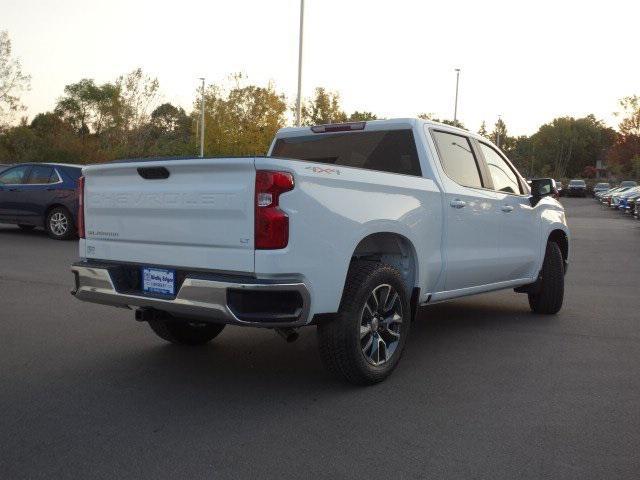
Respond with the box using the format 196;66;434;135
301;87;347;125
615;95;640;136
417;113;466;130
477;121;488;137
1;59;638;184
0;31;31;127
200;75;287;156
348;111;378;121
529;115;616;178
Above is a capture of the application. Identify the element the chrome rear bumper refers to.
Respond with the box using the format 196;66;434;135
71;264;311;327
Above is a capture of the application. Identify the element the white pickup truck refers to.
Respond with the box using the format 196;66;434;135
71;119;569;384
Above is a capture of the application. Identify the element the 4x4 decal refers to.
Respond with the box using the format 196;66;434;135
305;166;341;175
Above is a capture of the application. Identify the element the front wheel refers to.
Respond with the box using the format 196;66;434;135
317;261;411;385
528;241;564;314
148;314;226;346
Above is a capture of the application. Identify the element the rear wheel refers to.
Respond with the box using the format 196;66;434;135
528;241;564;314
46;206;75;240
148;314;225;346
317;260;411;385
18;224;36;231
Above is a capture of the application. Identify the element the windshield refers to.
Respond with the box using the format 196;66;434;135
620;181;638;188
569;179;586;186
595;183;610;188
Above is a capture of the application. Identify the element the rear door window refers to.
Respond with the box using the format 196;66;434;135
431;131;483;188
271;129;422;176
26;166;55;184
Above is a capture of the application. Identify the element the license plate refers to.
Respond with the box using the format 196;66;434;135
142;267;176;296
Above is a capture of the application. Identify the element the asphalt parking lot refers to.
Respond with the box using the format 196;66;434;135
1;197;639;479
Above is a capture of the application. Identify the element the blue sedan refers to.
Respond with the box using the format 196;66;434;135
0;163;83;239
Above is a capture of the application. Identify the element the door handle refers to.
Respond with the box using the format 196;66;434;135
501;205;514;213
450;199;466;209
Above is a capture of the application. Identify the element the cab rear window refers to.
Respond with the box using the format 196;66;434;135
271;129;422;176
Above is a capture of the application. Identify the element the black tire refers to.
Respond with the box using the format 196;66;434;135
45;206;75;240
528;241;564;314
317;260;411;385
148;314;225;346
17;224;36;231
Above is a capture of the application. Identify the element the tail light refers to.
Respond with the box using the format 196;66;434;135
255;171;294;249
77;176;85;239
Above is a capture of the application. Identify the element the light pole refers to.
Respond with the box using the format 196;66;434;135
295;0;305;127
496;114;502;149
453;68;460;124
199;77;205;158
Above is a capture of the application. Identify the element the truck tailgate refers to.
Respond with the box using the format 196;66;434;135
82;158;255;273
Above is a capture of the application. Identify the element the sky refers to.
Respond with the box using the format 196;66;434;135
3;0;639;136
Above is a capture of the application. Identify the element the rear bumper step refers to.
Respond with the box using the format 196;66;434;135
71;263;311;327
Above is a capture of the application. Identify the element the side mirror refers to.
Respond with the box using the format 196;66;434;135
530;178;557;206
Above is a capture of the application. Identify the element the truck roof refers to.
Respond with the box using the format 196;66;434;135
275;117;480;140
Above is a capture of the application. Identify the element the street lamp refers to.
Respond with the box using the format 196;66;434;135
453;68;460;123
199;77;205;158
295;0;305;127
496;114;502;149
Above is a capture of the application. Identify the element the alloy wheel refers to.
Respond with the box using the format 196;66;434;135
50;212;69;237
360;284;403;366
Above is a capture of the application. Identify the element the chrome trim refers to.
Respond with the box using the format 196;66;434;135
71;265;311;327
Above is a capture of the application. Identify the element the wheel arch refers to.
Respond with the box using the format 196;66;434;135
350;232;419;296
45;203;74;221
548;228;569;272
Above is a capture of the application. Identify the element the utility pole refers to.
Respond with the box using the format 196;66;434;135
199;77;205;158
496;114;502;149
453;68;460;124
295;0;305;127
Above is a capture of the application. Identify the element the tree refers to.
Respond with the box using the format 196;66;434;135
54;78;120;136
631;155;640;179
477;121;488;137
117;68;160;132
151;103;188;134
607;95;640;178
615;95;640;136
532;115;615;179
348;111;378;121
490;118;511;150
0;31;31;127
200;75;287;156
417;112;466;129
582;165;597;178
301;87;347;125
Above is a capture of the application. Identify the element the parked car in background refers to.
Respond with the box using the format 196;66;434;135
567;179;587;197
592;182;611;196
0;163;83;239
619;180;638;188
609;187;638;208
613;186;640;211
623;192;640;215
556;181;564;196
599;186;630;205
